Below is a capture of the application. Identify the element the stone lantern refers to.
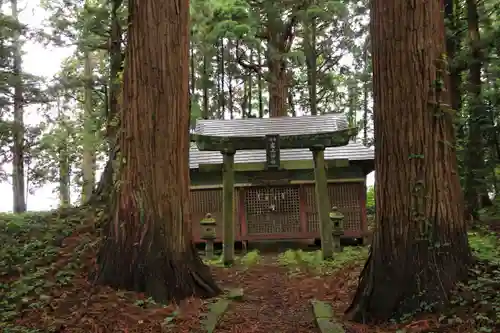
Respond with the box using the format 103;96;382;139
200;213;216;259
329;206;345;252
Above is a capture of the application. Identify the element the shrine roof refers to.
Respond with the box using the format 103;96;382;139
189;114;373;169
193;113;348;137
189;141;374;169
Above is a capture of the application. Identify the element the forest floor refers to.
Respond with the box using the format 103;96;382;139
1;207;500;333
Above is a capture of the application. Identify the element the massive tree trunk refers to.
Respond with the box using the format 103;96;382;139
345;0;471;322
95;0;220;302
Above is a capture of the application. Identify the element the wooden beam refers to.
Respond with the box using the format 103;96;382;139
311;147;333;259
197;158;350;172
191;128;357;151
189;178;366;190
222;151;235;266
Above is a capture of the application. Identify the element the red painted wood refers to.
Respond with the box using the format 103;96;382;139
298;184;307;233
359;181;368;236
238;188;247;238
190;182;368;243
192;230;362;243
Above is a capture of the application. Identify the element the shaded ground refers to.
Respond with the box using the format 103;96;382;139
206;263;358;333
1;209;500;333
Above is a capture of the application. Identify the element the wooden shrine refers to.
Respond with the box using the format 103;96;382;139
189;114;374;264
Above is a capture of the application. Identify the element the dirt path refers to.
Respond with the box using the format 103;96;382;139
215;266;316;332
173;264;362;333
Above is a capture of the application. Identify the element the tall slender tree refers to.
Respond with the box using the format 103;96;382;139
11;0;26;213
464;0;486;219
346;0;471;321
95;0;220;302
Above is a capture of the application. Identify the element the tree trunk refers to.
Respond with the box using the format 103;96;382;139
190;39;195;97
57;98;71;207
362;36;370;146
202;51;210;119
345;0;471;322
346;80;357;127
218;38;225;119
58;145;71;207
95;0;220;302
267;55;288;117
288;85;296;117
89;145;116;207
247;50;253;117
88;0;123;205
106;0;123;156
463;0;486;220
257;44;264;118
444;0;464;116
11;0;26;213
304;17;318;116
227;40;234;119
81;50;96;203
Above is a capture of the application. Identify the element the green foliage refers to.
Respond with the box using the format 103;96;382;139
2;0;376;203
366;185;375;214
277;247;368;274
0;2;52;199
0;209;83;331
240;249;261;266
469;230;500;263
204;249;262;268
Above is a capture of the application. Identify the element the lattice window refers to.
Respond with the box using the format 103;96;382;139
245;186;301;234
190;189;223;213
329;183;359;208
303;186;319;232
304;183;362;232
190;189;240;239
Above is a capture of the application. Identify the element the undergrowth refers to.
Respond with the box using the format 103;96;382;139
0;208;90;332
2;208;500;333
277;247;368;274
204;249;262;268
469;230;500;263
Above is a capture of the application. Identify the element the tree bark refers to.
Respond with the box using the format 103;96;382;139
304;16;318;116
266;23;289;118
81;50;96;203
57;97;71;207
11;0;26;213
202;51;210;119
444;0;464;116
95;0;220;302
267;56;288;117
106;0;124;155
345;0;471;322
463;0;486;220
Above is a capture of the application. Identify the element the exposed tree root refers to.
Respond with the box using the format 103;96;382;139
345;232;471;323
93;209;220;303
